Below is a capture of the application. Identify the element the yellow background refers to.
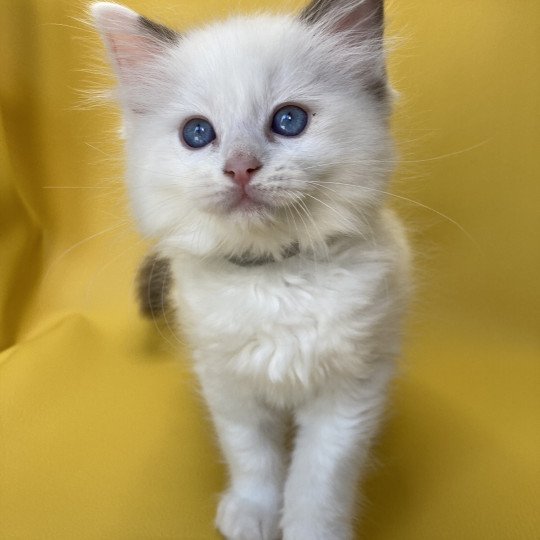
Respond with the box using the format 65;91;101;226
1;0;539;538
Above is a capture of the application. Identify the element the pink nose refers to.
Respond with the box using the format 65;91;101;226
224;155;262;187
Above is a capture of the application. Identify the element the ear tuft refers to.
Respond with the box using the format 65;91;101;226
91;2;140;34
90;2;179;94
300;0;388;101
300;0;384;39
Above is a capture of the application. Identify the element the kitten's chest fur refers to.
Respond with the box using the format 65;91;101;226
170;213;408;407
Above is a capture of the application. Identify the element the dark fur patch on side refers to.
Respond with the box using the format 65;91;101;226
136;254;173;319
366;76;388;101
139;16;179;44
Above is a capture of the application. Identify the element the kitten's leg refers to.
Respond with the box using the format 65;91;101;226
281;361;393;540
198;373;287;540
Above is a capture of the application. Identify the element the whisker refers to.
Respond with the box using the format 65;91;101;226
299;138;491;170
290;197;316;260
83;230;144;308
295;196;329;264
37;221;130;317
310;180;480;247
302;192;364;241
42;186;111;189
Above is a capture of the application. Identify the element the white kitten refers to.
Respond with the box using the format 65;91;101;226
92;1;411;538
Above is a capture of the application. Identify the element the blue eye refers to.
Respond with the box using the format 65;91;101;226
271;105;308;137
182;118;216;148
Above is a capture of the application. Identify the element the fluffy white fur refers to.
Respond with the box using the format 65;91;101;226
92;1;411;538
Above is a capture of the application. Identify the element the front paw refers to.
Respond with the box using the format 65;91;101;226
216;490;281;540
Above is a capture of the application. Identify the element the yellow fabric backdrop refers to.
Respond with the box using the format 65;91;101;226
1;1;539;538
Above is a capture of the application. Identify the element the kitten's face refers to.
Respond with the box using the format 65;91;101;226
93;1;393;256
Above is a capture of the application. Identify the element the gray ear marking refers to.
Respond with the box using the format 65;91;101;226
301;0;337;25
300;0;384;35
138;16;180;44
300;0;388;102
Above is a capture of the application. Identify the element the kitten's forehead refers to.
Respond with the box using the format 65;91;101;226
169;15;331;115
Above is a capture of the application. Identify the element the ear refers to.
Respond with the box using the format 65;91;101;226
300;0;388;100
300;0;384;39
91;2;179;109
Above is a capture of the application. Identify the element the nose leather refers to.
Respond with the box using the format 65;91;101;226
224;154;262;187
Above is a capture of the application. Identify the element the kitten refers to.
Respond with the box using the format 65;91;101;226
92;1;411;539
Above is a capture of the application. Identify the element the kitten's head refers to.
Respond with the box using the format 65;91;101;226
92;0;394;259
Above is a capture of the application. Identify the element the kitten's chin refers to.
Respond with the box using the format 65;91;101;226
204;191;279;225
225;199;277;226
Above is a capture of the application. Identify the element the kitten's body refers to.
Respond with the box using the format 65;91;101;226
174;210;408;407
93;2;410;538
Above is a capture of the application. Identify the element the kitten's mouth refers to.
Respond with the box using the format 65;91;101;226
235;193;263;208
227;188;270;214
211;184;300;221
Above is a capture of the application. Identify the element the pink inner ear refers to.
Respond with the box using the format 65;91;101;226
106;32;162;70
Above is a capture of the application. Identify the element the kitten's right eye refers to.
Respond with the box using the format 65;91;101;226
182;118;216;148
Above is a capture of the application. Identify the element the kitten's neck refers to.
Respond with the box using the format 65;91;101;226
226;241;301;267
158;205;379;265
224;233;364;267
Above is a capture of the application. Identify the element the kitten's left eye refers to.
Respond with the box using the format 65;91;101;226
271;105;308;137
182;118;216;148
